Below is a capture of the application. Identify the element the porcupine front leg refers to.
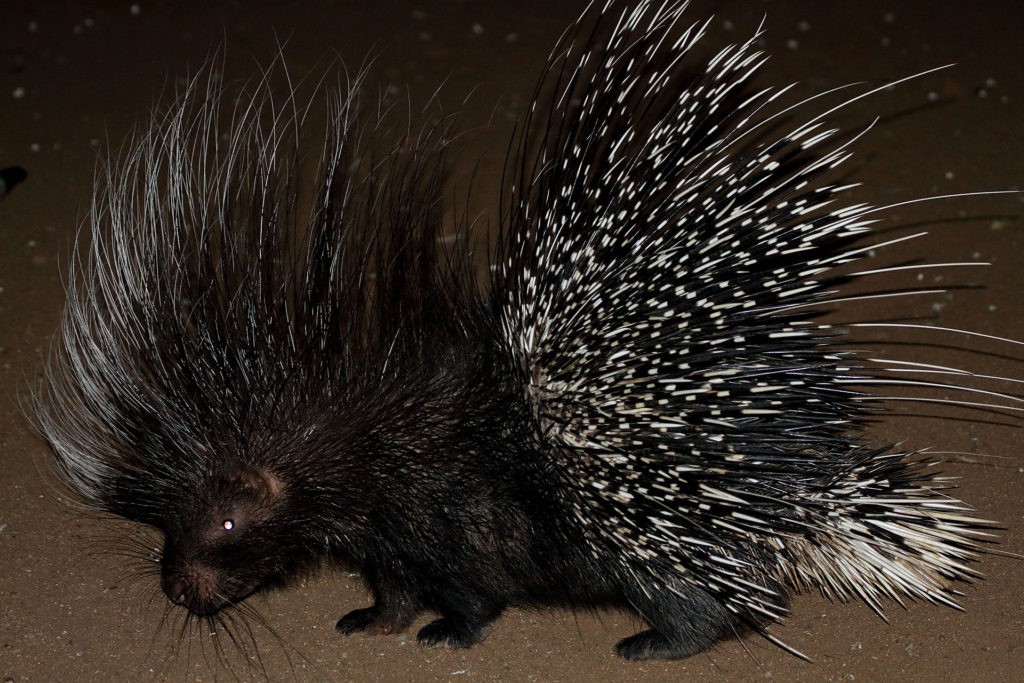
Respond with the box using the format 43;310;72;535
616;580;735;660
336;570;418;636
336;603;416;636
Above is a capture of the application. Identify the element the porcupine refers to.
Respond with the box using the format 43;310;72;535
34;0;1019;663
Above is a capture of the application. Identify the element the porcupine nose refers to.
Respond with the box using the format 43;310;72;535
163;575;189;605
161;563;227;615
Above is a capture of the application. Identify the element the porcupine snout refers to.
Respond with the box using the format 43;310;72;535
161;557;230;616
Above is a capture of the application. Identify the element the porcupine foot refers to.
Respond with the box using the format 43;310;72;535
615;629;716;660
416;616;493;649
616;582;734;660
336;605;413;636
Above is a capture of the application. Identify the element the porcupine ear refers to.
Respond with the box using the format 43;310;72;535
221;464;284;504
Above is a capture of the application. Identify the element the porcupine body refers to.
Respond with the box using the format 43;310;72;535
35;1;1009;662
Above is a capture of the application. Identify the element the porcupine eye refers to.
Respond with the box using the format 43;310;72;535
210;508;248;538
206;464;285;539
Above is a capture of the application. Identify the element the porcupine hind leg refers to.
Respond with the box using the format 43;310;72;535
616;581;735;660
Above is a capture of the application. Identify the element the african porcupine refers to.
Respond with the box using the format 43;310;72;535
34;0;1018;663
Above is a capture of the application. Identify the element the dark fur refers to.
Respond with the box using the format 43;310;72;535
36;1;1007;665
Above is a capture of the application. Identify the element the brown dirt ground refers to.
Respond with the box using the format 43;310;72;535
0;1;1021;681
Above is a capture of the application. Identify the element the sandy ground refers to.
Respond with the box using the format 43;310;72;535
1;1;1021;681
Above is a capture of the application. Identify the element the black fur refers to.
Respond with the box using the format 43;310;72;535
36;1;1004;665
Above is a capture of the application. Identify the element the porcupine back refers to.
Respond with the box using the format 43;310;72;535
496;2;1006;630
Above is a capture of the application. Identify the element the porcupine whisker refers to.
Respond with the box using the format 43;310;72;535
148;606;181;669
226;604;293;676
212;617;260;680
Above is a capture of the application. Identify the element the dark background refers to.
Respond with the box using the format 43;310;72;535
1;1;1021;680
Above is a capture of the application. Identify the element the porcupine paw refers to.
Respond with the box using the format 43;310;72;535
336;606;407;636
416;617;490;649
615;629;711;661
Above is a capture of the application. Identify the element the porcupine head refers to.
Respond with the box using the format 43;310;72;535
158;463;288;615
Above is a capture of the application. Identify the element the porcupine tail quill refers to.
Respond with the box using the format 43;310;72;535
496;0;1017;637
